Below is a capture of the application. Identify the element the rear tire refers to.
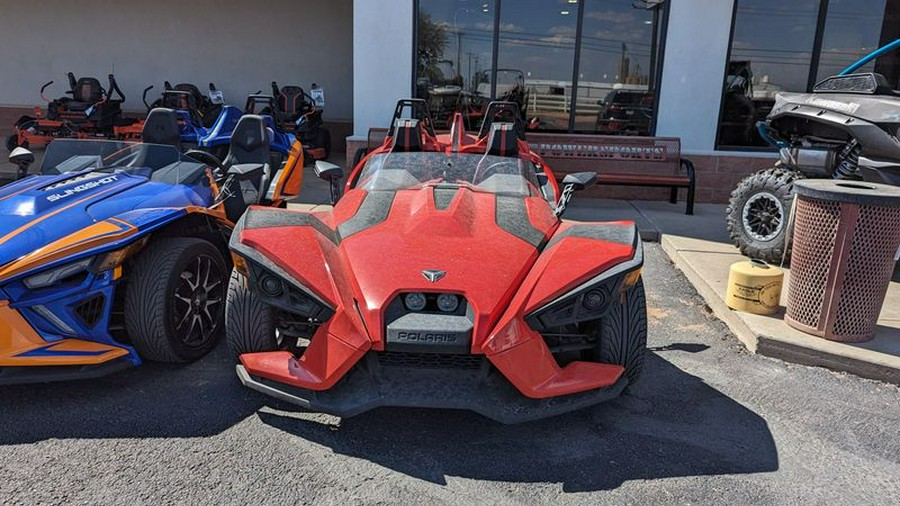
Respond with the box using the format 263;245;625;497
726;167;803;263
125;237;226;363
598;278;647;387
225;268;276;360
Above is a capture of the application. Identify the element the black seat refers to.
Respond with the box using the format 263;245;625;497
225;115;270;167
141;108;181;149
222;115;272;222
72;77;104;103
277;85;307;116
485;122;519;157
391;119;423;152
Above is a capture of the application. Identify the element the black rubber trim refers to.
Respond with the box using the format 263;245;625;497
494;195;546;249
433;187;458;210
526;239;644;329
236;358;629;424
229;213;336;313
337;191;395;239
545;223;637;250
243;207;339;245
0;357;133;386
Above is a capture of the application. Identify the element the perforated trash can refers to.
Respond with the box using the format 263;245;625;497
785;180;900;342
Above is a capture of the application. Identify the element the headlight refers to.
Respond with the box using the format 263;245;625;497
404;292;427;311
436;293;459;312
23;258;93;290
525;244;643;332
92;238;148;272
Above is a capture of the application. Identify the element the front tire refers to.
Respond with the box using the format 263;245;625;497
125;237;227;362
598;279;648;387
225;268;276;360
726;168;803;263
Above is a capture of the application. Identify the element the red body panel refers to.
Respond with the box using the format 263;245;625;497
235;119;638;400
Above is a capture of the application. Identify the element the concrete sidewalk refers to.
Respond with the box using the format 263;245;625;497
662;233;900;384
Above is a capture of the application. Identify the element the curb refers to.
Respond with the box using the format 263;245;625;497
661;235;900;385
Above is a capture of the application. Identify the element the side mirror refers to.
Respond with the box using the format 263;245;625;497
555;172;598;217
315;161;343;181
9;147;35;180
561;171;597;191
315;161;344;205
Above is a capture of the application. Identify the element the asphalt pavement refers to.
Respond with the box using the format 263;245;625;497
1;244;898;504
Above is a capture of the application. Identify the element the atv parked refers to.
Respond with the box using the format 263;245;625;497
270;82;331;161
200;92;296;165
727;40;900;262
116;81;242;148
6;73;132;151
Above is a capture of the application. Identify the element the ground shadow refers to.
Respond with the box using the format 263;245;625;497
0;345;264;444
257;350;779;492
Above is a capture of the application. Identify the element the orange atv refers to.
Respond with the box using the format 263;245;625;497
6;73;135;151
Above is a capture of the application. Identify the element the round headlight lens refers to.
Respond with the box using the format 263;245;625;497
582;289;608;310
259;275;283;297
404;292;427;311
436;293;459;312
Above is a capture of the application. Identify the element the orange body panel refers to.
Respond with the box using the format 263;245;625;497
0;302;128;366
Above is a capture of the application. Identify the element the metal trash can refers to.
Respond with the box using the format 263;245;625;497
785;180;900;342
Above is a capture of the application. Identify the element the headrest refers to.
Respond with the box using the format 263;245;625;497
142;108;181;148
278;86;306;113
280;86;304;98
74;77;103;102
173;83;203;98
391;119;423;152
486;122;519;157
231;115;268;152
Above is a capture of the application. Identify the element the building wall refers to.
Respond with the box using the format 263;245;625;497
655;0;736;152
0;0;354;122
352;0;413;138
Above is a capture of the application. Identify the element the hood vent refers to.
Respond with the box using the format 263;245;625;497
42;172;109;192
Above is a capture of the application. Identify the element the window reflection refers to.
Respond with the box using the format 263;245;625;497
495;0;578;131
576;1;658;134
816;0;900;89
718;0;820;148
816;0;887;81
415;0;663;134
416;0;495;129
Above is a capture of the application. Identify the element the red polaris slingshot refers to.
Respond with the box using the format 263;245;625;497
226;100;647;423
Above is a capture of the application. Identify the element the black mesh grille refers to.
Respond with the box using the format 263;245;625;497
74;295;105;328
377;352;483;370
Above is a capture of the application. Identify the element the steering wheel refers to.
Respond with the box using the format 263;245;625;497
184;149;227;180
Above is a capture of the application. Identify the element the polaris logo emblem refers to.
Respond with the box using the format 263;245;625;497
46;175;119;202
396;331;459;343
422;269;445;283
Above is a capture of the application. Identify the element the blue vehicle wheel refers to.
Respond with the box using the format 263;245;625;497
125;237;227;362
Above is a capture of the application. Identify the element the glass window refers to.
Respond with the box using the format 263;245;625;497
416;0;496;129
575;0;659;134
415;0;667;134
494;0;578;131
815;0;888;81
816;0;900;87
718;0;821;148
